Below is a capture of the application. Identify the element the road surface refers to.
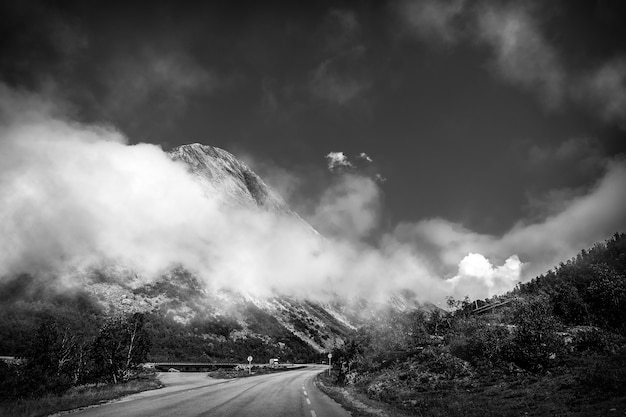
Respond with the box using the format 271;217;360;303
67;365;349;417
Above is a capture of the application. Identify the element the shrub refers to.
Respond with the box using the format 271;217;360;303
503;298;564;371
448;319;510;367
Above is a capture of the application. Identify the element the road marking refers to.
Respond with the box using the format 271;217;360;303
311;411;317;417
303;390;308;396
306;398;311;405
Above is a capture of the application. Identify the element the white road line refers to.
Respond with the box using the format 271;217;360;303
303;390;308;396
311;411;317;417
306;398;311;405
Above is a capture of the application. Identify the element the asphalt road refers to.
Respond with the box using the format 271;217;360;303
67;366;350;417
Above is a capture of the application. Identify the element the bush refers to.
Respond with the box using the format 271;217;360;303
503;298;564;371
448;319;510;367
571;328;624;354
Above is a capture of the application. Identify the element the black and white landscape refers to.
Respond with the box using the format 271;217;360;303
1;1;625;416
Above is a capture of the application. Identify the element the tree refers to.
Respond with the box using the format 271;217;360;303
90;313;151;384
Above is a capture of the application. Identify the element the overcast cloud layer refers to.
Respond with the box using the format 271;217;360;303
0;1;625;303
1;86;625;303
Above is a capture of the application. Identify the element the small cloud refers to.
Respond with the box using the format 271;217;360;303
375;173;387;183
358;152;373;162
326;151;353;171
447;253;522;299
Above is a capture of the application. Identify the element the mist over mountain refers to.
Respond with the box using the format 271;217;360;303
0;124;436;359
0;90;459;304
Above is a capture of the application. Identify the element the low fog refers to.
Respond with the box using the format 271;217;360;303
1;85;626;303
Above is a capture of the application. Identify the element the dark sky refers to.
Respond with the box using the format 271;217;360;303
1;0;625;238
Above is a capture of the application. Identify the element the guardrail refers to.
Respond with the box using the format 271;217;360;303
146;362;299;372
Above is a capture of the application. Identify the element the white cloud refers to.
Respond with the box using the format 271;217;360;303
447;253;523;299
358;152;373;162
326;151;353;171
394;158;626;291
2;85;624;306
309;175;380;240
0;87;448;303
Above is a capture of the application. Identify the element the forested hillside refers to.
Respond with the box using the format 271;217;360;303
517;232;626;333
324;233;626;416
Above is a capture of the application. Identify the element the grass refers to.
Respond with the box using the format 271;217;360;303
0;374;161;417
317;353;626;417
316;372;412;417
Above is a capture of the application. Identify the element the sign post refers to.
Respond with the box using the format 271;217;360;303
247;355;253;375
327;353;332;376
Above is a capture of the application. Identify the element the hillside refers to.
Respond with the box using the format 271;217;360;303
323;233;626;416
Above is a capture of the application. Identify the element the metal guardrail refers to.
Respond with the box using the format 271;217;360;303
146;362;298;372
471;299;512;314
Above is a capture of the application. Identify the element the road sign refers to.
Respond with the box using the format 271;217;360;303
247;356;253;374
327;353;332;375
247;356;253;362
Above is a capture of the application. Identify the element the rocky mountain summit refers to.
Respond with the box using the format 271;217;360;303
169;144;291;212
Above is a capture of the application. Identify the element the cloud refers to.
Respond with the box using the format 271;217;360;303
2;85;624;305
398;1;626;124
326;151;353;171
476;5;565;107
103;48;215;119
358;152;373;162
325;9;360;52
309;175;381;240
326;151;387;185
310;58;370;105
0;86;449;303
526;136;606;173
575;58;626;125
447;253;523;299
310;8;370;105
393;157;626;297
398;0;466;44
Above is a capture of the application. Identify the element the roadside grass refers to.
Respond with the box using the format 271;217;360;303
317;353;626;417
0;374;161;417
316;372;412;417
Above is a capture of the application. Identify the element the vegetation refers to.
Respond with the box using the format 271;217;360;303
326;233;626;416
0;274;320;410
0;374;160;417
0;312;151;400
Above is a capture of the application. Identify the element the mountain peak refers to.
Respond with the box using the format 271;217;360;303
169;143;290;213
